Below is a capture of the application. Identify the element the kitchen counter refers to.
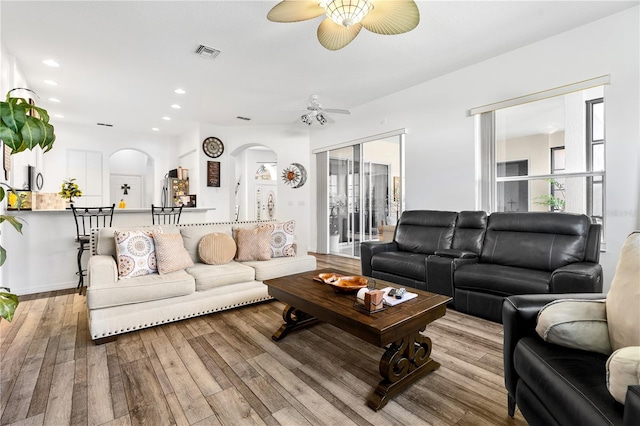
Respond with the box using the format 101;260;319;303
1;206;217;295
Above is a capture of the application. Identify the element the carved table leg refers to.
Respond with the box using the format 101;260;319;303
367;329;440;411
272;304;318;341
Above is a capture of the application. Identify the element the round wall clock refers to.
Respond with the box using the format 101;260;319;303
202;137;224;158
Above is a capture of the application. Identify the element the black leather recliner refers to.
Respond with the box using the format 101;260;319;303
503;294;640;426
454;212;602;322
361;210;457;291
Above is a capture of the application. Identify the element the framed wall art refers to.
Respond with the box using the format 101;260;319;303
207;161;220;187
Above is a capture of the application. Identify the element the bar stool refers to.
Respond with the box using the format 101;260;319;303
151;204;182;225
71;204;115;293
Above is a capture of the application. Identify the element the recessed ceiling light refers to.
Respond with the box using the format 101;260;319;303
48;98;61;103
162;116;171;121
44;80;58;86
152;127;159;131
171;104;181;109
42;59;59;67
174;89;186;94
54;114;64;118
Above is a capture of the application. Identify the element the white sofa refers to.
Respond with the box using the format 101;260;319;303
87;220;316;342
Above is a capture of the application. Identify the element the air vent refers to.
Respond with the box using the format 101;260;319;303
195;44;221;60
97;123;113;127
236;116;251;121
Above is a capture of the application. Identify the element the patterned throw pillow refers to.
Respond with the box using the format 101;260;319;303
235;224;274;261
198;233;237;265
153;233;194;274
270;220;296;258
114;230;157;278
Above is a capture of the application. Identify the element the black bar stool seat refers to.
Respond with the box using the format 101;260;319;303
71;204;115;293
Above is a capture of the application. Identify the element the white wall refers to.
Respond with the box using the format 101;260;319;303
177;123;313;252
310;7;640;290
37;121;176;206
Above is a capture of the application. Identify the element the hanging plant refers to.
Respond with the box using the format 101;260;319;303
0;88;56;153
0;88;57;321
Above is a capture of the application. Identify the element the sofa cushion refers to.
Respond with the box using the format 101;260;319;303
451;210;487;254
606;231;640;351
480;212;590;271
371;251;428;282
153;233;194;274
454;263;551;295
114;230;157;278
606;346;640;404
96;225;179;257
180;224;233;263
514;336;624;425
535;299;611;355
394;210;457;255
242;254;317;281
235;224;273;261
186;262;256;291
198;233;236;265
270;220;296;258
87;270;195;309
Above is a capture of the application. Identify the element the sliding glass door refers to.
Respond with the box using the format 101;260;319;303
327;135;402;257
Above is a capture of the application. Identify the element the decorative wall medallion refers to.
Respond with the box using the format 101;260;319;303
281;163;307;188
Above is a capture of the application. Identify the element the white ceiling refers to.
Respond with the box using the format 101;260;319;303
1;1;637;136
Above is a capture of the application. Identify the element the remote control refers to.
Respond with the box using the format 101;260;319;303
388;288;397;297
395;288;406;299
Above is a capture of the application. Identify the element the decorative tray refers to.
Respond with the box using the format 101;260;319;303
353;302;387;315
313;273;369;293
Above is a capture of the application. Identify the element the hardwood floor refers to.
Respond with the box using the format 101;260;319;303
0;254;527;426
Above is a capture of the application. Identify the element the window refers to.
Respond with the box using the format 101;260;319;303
473;77;607;246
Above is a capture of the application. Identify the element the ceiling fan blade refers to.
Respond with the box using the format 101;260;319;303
317;18;362;51
361;0;420;35
324;108;351;115
267;0;325;23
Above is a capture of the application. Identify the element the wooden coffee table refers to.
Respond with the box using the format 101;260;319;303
265;269;451;411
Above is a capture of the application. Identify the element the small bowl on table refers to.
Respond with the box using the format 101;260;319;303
326;275;368;293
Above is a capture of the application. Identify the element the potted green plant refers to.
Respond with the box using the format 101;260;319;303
59;178;82;204
534;179;566;212
0;88;57;321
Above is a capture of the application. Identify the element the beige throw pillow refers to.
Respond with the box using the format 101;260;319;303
114;230;157;278
198;233;236;265
606;346;640;404
235;224;273;261
536;299;612;355
606;231;640;351
153;233;194;274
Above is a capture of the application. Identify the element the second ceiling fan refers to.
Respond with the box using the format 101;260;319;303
300;95;350;126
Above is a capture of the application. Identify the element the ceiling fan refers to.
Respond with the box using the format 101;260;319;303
299;95;350;126
267;0;420;51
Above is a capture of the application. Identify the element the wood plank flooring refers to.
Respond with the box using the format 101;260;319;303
0;254;527;426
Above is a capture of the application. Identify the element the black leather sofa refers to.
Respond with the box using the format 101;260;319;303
360;210;603;322
503;294;640;426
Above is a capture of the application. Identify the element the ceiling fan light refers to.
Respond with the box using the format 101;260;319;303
301;114;312;125
325;0;372;28
316;113;327;125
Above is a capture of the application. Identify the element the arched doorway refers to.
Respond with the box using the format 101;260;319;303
109;149;154;208
232;145;277;221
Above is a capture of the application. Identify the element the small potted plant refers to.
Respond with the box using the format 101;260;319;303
59;178;82;204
